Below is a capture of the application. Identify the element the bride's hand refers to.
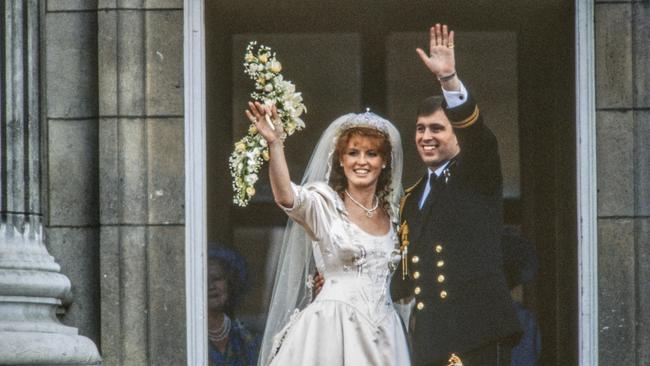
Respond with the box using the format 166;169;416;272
245;101;283;144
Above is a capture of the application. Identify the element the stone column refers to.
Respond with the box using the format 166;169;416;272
0;1;101;364
596;1;650;365
97;2;186;365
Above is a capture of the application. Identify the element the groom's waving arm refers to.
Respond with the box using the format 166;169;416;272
445;93;502;197
417;23;501;197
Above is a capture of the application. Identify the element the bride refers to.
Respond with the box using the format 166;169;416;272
246;102;410;365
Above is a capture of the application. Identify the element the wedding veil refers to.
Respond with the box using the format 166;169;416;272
258;112;404;365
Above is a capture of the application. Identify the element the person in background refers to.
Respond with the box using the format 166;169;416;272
500;228;542;366
208;245;260;366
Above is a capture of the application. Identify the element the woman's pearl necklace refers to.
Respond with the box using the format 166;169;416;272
208;314;231;343
345;190;379;218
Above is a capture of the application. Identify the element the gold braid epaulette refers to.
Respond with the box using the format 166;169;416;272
404;177;423;195
398;177;423;280
451;105;479;129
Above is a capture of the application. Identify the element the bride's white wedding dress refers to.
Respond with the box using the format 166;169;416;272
266;182;411;366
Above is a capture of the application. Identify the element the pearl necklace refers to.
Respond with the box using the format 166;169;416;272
208;314;231;343
345;190;379;217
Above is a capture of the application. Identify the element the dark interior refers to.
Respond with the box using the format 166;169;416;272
205;1;577;364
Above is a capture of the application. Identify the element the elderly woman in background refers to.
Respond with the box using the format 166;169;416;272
208;246;260;366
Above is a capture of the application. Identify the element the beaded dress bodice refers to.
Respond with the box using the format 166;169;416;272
266;181;411;366
285;182;402;325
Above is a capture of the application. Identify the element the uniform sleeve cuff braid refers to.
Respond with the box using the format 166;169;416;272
444;95;480;129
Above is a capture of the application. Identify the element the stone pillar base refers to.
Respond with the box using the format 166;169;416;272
0;331;101;365
0;221;101;365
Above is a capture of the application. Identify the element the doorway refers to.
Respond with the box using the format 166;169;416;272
198;1;579;364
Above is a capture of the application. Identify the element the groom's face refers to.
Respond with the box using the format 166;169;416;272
415;109;460;170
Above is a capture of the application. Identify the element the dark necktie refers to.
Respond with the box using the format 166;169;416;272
428;173;445;200
419;173;444;210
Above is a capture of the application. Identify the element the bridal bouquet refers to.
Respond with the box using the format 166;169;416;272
230;42;307;207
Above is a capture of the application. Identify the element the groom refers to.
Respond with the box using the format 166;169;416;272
391;24;521;366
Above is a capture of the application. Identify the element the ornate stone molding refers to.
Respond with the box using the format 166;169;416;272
0;1;101;364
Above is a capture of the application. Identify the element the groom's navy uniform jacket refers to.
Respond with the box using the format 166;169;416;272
391;95;521;365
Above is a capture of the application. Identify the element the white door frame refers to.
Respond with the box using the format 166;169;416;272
184;0;208;365
575;0;598;364
183;0;599;364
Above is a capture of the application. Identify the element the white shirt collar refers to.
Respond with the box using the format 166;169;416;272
428;160;452;179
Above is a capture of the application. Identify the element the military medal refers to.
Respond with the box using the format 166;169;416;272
443;166;451;184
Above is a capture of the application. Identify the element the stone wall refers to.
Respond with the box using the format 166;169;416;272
595;1;650;365
45;0;101;344
44;1;186;365
38;1;650;364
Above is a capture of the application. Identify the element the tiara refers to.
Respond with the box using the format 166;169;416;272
337;109;392;134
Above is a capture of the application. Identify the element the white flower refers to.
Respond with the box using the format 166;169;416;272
245;174;258;184
258;53;269;63
264;84;274;92
285;120;297;135
246;150;259;162
277;80;295;94
269;60;282;73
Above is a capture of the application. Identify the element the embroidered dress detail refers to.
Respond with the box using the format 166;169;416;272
266;182;410;365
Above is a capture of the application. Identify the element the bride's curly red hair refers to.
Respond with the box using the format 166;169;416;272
329;126;393;210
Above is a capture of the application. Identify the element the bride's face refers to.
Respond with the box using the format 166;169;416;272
339;135;386;191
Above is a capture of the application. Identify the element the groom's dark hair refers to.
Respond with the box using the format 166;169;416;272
416;95;445;119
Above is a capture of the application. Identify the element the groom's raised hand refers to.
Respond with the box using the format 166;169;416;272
416;23;460;91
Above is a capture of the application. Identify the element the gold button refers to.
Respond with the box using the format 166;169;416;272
417;302;425;310
413;271;421;279
411;256;420;264
437;260;445;268
414;286;421;295
437;275;445;283
440;290;448;299
435;244;443;253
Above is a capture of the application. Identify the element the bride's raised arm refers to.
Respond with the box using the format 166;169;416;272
245;101;294;208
